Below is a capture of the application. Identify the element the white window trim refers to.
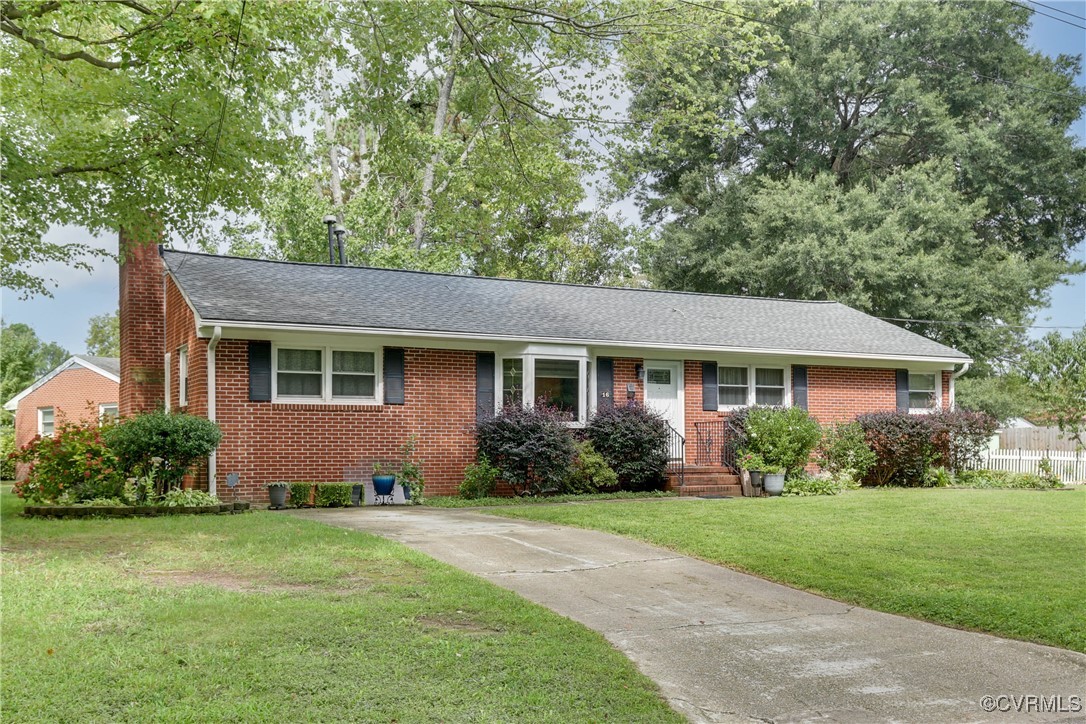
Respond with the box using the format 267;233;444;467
98;403;119;423
717;364;792;410
908;371;942;414
37;406;55;437
497;354;588;426
272;343;382;404
178;346;189;407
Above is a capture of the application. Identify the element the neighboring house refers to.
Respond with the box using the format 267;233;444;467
119;241;970;501
4;355;120;480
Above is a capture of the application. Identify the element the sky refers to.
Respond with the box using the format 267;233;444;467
2;1;1084;354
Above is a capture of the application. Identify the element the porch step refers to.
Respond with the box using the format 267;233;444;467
674;483;744;498
666;465;742;497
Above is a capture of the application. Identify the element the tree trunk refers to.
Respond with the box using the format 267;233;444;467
413;21;463;249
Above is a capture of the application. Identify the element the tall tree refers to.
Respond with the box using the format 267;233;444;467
625;0;1086;365
1015;329;1086;446
85;312;120;357
0;321;69;410
1;0;328;296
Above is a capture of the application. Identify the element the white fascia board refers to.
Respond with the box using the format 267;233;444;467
2;357;119;411
194;318;972;367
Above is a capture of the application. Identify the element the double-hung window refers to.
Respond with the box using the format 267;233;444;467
274;345;378;403
99;403;119;423
718;364;789;408
908;372;938;412
498;354;586;424
38;407;54;437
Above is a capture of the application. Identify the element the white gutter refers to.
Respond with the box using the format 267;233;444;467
949;361;971;409
206;325;222;496
193;318;972;366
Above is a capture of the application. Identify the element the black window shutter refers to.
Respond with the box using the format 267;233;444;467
476;352;495;422
384;348;405;405
596;357;614;411
793;365;808;411
701;362;718;411
896;369;910;412
248;341;272;402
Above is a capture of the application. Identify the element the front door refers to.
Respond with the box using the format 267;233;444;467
644;360;683;459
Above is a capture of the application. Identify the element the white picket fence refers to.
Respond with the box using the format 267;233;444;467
974;449;1086;483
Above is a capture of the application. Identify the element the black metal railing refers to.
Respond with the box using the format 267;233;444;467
665;422;685;487
693;419;744;472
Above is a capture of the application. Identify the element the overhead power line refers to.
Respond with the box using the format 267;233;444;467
1006;0;1086;30
1028;0;1086;21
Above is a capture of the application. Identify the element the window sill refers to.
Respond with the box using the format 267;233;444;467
271;400;384;411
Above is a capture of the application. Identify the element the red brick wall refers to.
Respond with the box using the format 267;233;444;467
119;232;164;416
11;368;118;479
942;371;952;408
612;357;644;406
210;341;478;501
804;365;899;423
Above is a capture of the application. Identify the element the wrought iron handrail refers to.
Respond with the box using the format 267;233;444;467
693;419;745;472
665;422;685;487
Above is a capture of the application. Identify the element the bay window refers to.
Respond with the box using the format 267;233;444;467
534;358;580;418
498;354;586;424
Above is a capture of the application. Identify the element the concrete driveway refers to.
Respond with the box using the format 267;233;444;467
293;505;1086;723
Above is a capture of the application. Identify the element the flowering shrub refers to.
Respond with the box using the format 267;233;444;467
817;422;876;478
927;410;998;473
742;406;822;474
586;403;670;491
857;410;999;485
11;420;125;503
103;411;222;494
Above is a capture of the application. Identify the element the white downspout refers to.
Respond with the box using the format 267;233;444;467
949;361;971;409
207;325;222;496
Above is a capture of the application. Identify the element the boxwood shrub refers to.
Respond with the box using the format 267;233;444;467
289;482;314;507
586;403;669;491
314;483;352;507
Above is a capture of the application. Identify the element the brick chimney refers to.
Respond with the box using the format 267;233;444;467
119;228;166;415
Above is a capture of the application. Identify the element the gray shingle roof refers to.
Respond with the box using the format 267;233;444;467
162;250;969;361
76;355;120;378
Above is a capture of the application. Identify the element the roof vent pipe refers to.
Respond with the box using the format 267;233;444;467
323;215;337;264
334;225;347;265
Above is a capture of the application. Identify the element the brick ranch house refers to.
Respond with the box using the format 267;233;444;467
119;241;971;501
5;355;120;480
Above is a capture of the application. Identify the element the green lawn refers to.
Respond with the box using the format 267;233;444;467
0;492;679;722
484;488;1086;652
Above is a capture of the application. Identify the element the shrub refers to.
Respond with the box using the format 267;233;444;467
476;403;577;496
856;412;936;486
460;456;500;499
103;411;222;494
586;403;669;491
398;435;425;504
1;427;15;480
160;488;220;507
314;483;352;507
782;471;859;496
927;409;999;473
565;440;619;494
818;422;876;478
11;419;125;503
289;482;314;507
955;469;1063;490
743;406;822;474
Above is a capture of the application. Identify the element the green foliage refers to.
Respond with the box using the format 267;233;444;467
586;403;670;491
102;411;222;493
565;441;618;495
476;403;577;496
288;482;314;507
782;471;859;497
0;321;69;412
0;427;15;480
1015;329;1086;447
817;422;876;479
630;0;1086;366
11;419;125;503
954;469;1063;490
159;489;221;507
1;0;331;297
429;490;676;508
956;374;1040;424
314;483;352;508
398;435;425;504
742;407;822;474
84;312;119;357
459;456;500;500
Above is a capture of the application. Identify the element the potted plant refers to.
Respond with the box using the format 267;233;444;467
738;450;767;494
267;481;289;509
762;465;786;496
372;463;397;497
397;436;425;504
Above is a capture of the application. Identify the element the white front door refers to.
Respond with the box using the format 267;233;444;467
644;360;683;459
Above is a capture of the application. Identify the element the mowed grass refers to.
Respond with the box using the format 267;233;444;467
485;488;1086;652
1;492;679;723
